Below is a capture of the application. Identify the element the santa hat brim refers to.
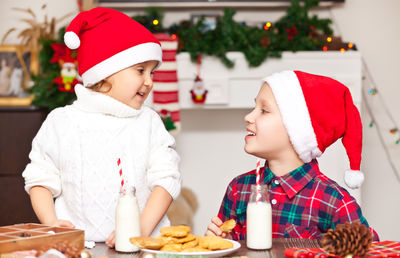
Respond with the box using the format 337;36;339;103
263;71;322;163
82;42;162;86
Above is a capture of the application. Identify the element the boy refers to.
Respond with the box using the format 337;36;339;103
206;71;378;240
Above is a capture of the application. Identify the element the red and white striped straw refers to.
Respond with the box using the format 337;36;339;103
255;158;262;203
255;158;261;187
117;158;125;195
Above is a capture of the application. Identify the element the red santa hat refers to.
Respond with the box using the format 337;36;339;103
64;7;162;86
263;71;364;189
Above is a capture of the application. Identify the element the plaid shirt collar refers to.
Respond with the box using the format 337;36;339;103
263;159;319;199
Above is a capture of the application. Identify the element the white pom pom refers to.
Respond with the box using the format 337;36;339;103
344;169;364;189
64;31;80;49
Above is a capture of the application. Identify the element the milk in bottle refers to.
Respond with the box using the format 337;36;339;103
246;184;272;249
115;187;141;252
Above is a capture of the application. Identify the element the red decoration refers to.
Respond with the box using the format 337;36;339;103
190;75;208;104
152;33;181;133
50;43;81;92
190;55;208;104
286;26;298;40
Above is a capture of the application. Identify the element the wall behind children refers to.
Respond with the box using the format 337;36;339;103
1;0;399;240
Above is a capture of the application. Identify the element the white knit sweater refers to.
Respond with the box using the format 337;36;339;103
22;85;181;241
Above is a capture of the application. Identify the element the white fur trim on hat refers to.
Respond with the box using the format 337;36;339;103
64;31;80;50
82;42;162;86
263;71;322;162
344;169;364;189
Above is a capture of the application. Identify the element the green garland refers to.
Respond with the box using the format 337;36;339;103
172;8;280;68
136;0;334;68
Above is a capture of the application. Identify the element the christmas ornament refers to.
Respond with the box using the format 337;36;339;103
159;109;177;131
30;28;78;110
190;56;207;104
320;222;373;257
286;25;298;40
50;43;81;92
152;33;181;134
191;75;208;104
260;35;271;47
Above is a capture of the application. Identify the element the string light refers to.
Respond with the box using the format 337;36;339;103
362;57;400;181
369;120;374;128
340;48;346;52
153;19;159;26
369;88;378;95
264;22;272;31
171;34;177;39
322;46;328;51
390;128;398;135
348;42;354;49
326;36;332;42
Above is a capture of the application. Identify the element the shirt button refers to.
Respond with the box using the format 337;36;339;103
271;199;277;205
274;180;279;185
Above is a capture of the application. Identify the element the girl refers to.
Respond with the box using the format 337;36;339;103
22;7;181;246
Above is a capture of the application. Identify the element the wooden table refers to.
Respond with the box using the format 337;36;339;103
87;239;321;258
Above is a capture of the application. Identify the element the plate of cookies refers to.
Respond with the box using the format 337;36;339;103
130;220;240;257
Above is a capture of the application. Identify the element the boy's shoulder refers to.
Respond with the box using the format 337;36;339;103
227;168;259;188
312;171;354;202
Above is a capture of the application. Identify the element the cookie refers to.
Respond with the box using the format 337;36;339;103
219;219;236;233
160;225;191;238
129;236;164;250
199;235;233;250
160;244;182;252
182;237;199;249
156;235;179;245
176;233;196;244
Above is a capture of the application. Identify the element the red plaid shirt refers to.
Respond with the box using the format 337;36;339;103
217;160;379;241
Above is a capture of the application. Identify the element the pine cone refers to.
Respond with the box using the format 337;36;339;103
320;222;372;257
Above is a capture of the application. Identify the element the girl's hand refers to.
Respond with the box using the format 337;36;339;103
50;219;75;228
106;230;116;248
205;216;227;238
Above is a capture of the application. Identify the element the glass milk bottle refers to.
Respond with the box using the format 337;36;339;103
246;184;272;250
115;187;141;252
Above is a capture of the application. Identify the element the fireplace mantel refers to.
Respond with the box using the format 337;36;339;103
171;51;362;109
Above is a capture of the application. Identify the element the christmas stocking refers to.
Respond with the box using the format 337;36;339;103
152;33;181;135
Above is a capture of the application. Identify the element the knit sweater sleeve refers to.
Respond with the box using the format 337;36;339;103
146;109;181;200
22;109;63;197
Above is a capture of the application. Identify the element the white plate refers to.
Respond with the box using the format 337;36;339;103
141;239;241;257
